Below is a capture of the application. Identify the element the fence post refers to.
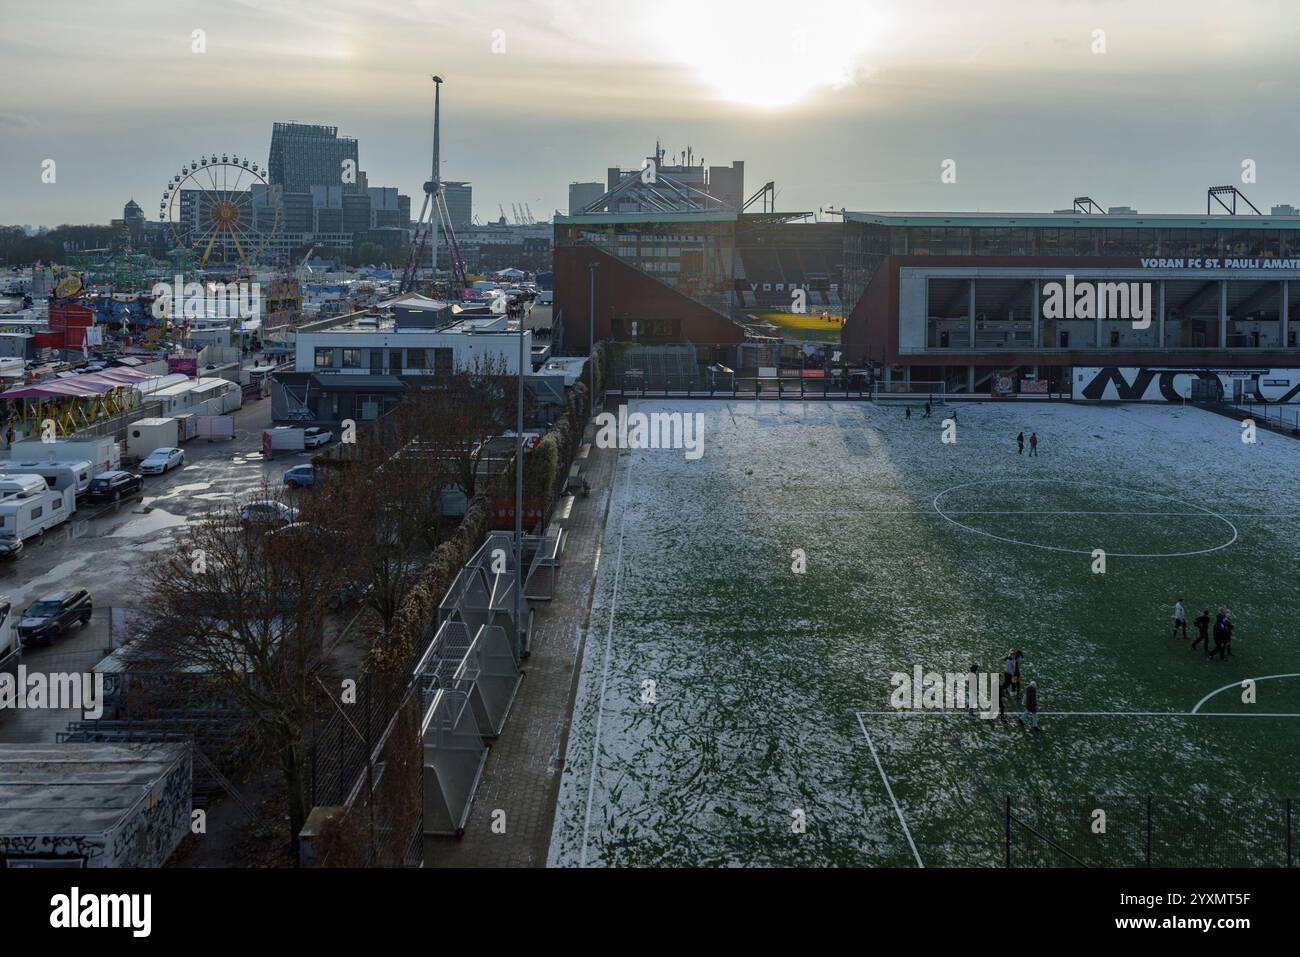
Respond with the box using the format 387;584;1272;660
1005;795;1012;868
1145;796;1153;867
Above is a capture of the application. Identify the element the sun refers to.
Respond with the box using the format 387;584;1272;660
636;0;892;109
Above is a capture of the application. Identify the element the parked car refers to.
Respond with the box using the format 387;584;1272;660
84;470;144;503
0;535;21;560
139;448;185;475
283;464;315;489
303;427;333;448
17;589;92;647
239;501;300;528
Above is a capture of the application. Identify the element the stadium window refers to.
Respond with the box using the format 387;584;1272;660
433;348;453;376
407;348;425;370
314;347;335;369
341;348;361;369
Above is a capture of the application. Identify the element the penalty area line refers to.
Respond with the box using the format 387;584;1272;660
856;712;924;868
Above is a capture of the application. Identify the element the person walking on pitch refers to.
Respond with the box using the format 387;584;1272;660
1172;598;1187;639
1017;431;1025;454
1018;680;1040;730
1192;608;1212;654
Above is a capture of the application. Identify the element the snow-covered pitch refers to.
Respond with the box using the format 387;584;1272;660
549;400;1300;867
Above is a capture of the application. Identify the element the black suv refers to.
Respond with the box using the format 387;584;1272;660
85;470;143;503
17;589;93;647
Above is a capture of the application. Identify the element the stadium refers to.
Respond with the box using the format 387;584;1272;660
547;179;1300;868
554;191;1300;405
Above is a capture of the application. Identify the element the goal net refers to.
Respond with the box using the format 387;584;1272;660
871;380;946;404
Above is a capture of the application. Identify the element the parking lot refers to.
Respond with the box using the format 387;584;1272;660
0;398;325;742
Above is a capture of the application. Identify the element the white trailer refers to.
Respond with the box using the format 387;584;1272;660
0;474;75;540
0;595;17;678
127;417;180;460
196;415;235;440
4;458;93;497
264;427;305;452
7;436;121;477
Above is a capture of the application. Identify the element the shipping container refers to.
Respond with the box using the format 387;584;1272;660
127;417;180;460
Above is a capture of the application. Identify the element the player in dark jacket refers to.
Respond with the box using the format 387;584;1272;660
1018;680;1040;730
1191;609;1212;655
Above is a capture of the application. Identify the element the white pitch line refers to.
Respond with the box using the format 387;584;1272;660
856;710;1300;718
578;476;629;869
855;712;924;868
1191;673;1300;714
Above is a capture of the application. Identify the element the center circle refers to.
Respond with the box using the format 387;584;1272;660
931;478;1238;558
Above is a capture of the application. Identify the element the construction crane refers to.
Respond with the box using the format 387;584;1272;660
400;75;468;298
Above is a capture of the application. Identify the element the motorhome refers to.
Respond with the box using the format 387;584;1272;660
7;459;93;498
0;472;76;540
7;435;121;477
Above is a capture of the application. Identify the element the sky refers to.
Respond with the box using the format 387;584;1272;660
2;0;1299;227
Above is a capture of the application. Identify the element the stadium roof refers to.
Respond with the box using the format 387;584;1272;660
555;210;738;225
845;211;1300;230
1;367;162;399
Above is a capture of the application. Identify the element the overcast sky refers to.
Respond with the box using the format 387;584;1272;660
2;0;1299;226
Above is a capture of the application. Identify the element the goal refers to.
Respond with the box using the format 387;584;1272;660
871;380;946;404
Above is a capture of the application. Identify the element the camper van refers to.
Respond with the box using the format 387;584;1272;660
7;459;93;498
0;472;76;541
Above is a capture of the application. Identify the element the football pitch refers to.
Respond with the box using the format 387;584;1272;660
548;399;1300;867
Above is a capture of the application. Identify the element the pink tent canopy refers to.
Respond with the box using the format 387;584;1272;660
1;368;161;399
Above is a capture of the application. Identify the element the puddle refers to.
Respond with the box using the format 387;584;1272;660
170;482;213;495
108;508;189;538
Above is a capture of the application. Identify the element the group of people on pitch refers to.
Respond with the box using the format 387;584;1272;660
1172;599;1236;659
984;649;1040;730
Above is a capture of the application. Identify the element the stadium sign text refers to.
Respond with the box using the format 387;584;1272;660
1140;258;1300;269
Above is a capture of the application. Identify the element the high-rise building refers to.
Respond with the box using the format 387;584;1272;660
268;123;362;193
259;121;411;259
442;181;472;229
568;182;604;215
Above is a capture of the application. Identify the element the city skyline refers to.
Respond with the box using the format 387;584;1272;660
2;0;1300;226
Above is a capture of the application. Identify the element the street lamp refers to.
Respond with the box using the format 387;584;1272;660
515;305;527;659
587;261;600;412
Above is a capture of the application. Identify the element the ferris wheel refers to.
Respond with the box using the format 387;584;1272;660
159;153;280;268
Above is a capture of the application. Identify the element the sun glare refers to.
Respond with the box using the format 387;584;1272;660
637;0;892;109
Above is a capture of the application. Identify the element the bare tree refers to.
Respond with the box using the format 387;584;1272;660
434;353;520;501
142;482;349;858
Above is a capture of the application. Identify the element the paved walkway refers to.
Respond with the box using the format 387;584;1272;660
425;427;616;867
